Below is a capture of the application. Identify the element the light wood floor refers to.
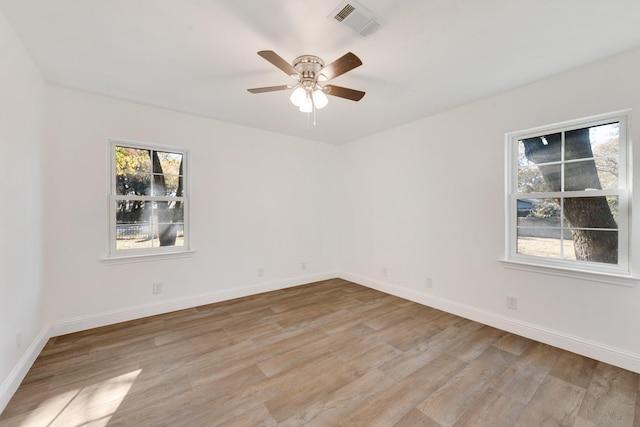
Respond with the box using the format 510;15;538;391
1;278;639;426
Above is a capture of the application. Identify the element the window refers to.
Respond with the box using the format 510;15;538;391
505;111;631;277
109;140;189;257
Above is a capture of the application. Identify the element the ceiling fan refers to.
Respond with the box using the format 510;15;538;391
247;50;365;115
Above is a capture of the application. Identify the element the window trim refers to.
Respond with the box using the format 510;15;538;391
105;138;192;261
504;110;633;279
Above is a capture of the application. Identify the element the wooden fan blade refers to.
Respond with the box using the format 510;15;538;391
319;52;362;81
324;85;365;101
257;50;299;77
247;85;293;94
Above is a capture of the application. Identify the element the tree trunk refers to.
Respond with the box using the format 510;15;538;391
522;128;617;263
563;197;617;263
152;151;178;247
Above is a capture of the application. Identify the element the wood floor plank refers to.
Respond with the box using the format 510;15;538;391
279;345;405;426
264;346;386;423
257;322;375;377
445;324;507;362
393;408;442;427
577;362;638;427
493;332;535;356
550;351;599;389
362;302;427;330
514;375;586;426
635;380;640;427
495;341;563;405
385;317;449;352
339;352;467;426
452;387;525;427
190;364;267;402
319;295;408;335
1;279;638;426
216;404;277;427
418;346;517;426
409;305;452;325
185;352;340;427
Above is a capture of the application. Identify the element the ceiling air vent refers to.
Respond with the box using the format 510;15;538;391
330;1;382;37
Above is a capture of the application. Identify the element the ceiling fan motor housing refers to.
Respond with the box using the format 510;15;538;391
293;55;326;83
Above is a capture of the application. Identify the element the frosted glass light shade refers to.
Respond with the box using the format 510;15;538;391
299;95;313;113
290;87;306;107
312;89;328;109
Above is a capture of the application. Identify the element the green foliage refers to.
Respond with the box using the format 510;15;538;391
115;146;183;196
517;166;549;193
529;199;560;219
116;146;152;196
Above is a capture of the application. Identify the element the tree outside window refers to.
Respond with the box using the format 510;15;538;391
506;111;630;275
110;141;189;255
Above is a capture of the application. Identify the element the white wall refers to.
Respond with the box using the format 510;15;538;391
3;21;640;411
0;11;46;410
41;86;342;333
339;48;640;372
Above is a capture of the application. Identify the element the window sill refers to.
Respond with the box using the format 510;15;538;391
102;250;195;265
500;259;638;287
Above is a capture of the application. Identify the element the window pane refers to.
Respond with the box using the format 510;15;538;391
116;146;154;196
564;124;619;191
154;201;185;247
565;122;619;161
591;123;619;156
150;175;167;196
517;166;553;193
564;160;602;191
607;196;619;224
565;127;595;161
151;151;184;197
115;200;152;250
518;198;561;220
517;198;569;259
115;199;150;225
116;147;152;173
516;230;575;259
164;175;181;196
594;157;618;190
156;151;183;176
116;172;151;196
564;229;617;264
517;236;577;259
115;200;185;250
517;234;560;257
518;133;561;167
563;196;618;229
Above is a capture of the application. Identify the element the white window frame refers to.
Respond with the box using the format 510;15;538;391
504;110;633;281
105;139;192;263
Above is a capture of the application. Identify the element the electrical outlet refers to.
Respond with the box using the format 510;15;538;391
383;267;388;277
426;277;433;288
16;331;22;350
301;262;306;271
152;282;163;295
258;268;264;277
507;295;518;310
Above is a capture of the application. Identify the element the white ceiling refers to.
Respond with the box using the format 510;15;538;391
2;0;640;144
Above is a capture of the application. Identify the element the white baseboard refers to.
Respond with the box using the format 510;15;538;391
0;270;337;413
0;327;49;413
48;271;338;337
339;271;640;374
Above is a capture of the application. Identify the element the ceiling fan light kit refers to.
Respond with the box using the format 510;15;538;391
248;50;365;126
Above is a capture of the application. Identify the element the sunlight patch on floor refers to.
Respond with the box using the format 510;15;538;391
19;369;141;427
